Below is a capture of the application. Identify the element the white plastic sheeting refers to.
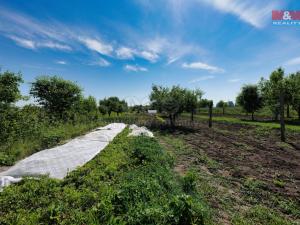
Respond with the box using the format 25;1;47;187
128;124;154;137
0;123;126;190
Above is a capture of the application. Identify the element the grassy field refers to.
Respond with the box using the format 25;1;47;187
1;112;300;224
192;114;300;132
0;127;211;225
0;121;107;166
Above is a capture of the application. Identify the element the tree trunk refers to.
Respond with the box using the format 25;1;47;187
286;104;290;118
274;112;279;121
108;111;111;117
280;91;286;142
251;112;254;121
169;115;174;128
191;111;194;122
298;106;300;120
222;106;225;115
209;104;212;128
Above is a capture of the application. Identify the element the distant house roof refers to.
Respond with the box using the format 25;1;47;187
147;110;157;114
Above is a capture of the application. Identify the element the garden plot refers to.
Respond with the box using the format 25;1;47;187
0;123;126;188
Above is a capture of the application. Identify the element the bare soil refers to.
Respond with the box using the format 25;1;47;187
157;120;300;223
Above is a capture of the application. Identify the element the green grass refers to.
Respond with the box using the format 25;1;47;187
192;115;300;132
0;121;106;166
0;127;211;225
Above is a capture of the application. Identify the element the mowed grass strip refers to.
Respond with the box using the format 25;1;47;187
0;127;211;225
192;115;300;132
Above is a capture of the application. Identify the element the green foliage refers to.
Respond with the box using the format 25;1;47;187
259;68;290;120
236;84;263;120
30;76;82;119
185;89;203;121
150;85;197;126
232;205;293;225
99;97;128;116
199;99;210;108
287;72;300;119
0;70;23;104
182;170;197;193
0;129;211;225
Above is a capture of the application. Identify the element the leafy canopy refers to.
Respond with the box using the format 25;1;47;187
30;76;82;117
236;84;263;118
0;71;23;104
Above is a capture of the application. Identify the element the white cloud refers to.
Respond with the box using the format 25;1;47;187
198;0;279;28
124;64;148;72
38;42;71;51
8;36;36;49
228;78;241;83
284;57;300;66
182;61;224;73
79;37;113;56
189;75;215;83
116;47;135;59
8;35;71;51
95;58;111;67
55;60;67;65
138;51;159;63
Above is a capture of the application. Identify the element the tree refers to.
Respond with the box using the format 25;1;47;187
0;71;23;105
98;105;108;115
259;68;285;121
216;100;228;115
30;76;82;119
81;96;97;113
150;85;186;127
99;97;127;116
227;101;235;107
199;99;210;108
260;68;288;141
116;100;128;115
185;89;203;121
236;85;263;121
287;72;300;120
131;105;144;113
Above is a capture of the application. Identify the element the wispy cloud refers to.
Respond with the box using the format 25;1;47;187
189;75;215;83
79;37;113;56
182;61;224;73
116;47;135;59
8;36;36;49
124;64;148;72
55;60;67;65
228;78;241;83
0;6;206;67
198;0;280;28
89;58;111;67
284;57;300;66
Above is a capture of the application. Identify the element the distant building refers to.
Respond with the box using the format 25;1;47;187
147;110;157;114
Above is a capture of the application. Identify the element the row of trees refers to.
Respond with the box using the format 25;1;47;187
0;71;129;146
150;85;208;127
0;71;129;120
236;68;300;121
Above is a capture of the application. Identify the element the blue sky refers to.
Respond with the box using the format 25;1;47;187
0;0;300;105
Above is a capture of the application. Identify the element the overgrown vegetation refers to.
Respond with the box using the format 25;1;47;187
0;71;103;165
0;128;211;225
